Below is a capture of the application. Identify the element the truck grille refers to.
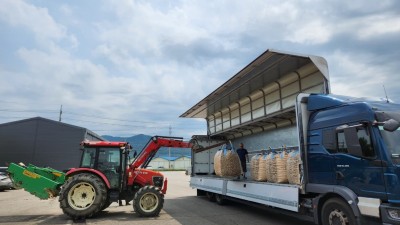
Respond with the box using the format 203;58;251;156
152;176;163;187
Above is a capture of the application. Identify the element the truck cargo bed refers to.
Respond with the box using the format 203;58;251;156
190;175;299;212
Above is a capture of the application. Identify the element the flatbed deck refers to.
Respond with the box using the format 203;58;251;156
190;175;300;212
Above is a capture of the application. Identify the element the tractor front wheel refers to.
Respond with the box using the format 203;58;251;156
59;173;107;219
133;186;164;217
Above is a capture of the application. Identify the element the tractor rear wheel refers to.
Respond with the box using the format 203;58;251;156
133;186;164;217
101;195;112;211
59;173;107;219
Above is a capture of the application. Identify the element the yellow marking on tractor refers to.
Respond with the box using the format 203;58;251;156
23;170;40;179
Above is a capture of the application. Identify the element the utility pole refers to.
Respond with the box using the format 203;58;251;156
383;85;390;103
168;125;172;168
59;105;63;122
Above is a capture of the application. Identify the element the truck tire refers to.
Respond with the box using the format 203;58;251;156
59;173;107;219
215;194;226;205
196;189;206;196
321;198;356;225
206;192;216;202
133;186;164;217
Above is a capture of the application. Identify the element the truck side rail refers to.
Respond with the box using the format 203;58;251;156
248;146;299;155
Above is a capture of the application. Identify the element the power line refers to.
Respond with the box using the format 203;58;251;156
0;107;205;130
0;109;58;113
0;108;168;125
62;117;167;128
63;111;170;124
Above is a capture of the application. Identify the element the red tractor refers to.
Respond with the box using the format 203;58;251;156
58;136;194;219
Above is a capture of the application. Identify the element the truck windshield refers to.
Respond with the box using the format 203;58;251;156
379;126;400;163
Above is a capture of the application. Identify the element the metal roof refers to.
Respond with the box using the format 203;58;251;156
180;49;329;119
155;155;191;161
0;117;103;140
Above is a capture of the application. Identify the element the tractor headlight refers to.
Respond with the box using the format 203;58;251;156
152;176;163;187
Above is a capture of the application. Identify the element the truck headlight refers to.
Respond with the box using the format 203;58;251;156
388;209;400;220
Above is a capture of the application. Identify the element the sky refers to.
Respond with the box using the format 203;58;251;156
0;0;399;139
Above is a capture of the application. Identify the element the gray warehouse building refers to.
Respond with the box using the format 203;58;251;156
0;117;104;171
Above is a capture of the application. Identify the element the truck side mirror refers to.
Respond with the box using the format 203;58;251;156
344;127;363;157
383;119;400;132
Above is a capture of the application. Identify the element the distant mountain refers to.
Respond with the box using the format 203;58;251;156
102;134;191;158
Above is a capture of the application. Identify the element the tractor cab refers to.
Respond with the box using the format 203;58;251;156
79;141;131;189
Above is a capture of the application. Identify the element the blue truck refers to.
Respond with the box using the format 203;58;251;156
181;49;400;225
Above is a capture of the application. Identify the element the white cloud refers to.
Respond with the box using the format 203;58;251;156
357;15;400;40
327;50;397;100
1;0;399;137
0;0;66;41
286;20;332;44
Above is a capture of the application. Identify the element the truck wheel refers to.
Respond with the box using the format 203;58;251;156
215;194;226;205
59;173;107;219
196;189;206;196
206;192;216;202
133;186;164;217
321;198;356;225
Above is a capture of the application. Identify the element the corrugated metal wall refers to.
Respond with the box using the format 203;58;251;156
231;125;298;153
0;117;103;171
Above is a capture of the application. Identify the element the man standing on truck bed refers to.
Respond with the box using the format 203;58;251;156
236;143;249;179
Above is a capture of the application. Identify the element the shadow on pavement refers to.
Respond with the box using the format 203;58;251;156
0;196;314;225
163;195;314;225
0;214;70;225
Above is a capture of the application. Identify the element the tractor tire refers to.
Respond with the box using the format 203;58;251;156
133;186;164;217
101;200;112;211
59;173;107;219
321;198;356;225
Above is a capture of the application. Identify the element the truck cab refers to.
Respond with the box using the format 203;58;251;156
304;94;400;223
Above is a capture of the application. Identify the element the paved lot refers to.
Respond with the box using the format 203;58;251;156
0;171;313;225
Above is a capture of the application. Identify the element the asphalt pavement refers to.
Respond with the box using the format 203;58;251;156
0;171;313;225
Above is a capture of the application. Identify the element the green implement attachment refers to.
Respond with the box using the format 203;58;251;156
7;163;66;199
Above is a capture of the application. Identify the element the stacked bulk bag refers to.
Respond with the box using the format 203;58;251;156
257;154;268;181
266;152;274;182
268;151;289;183
250;154;268;181
214;150;222;176
221;149;242;177
250;154;261;180
275;151;289;183
286;150;301;185
213;145;241;177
